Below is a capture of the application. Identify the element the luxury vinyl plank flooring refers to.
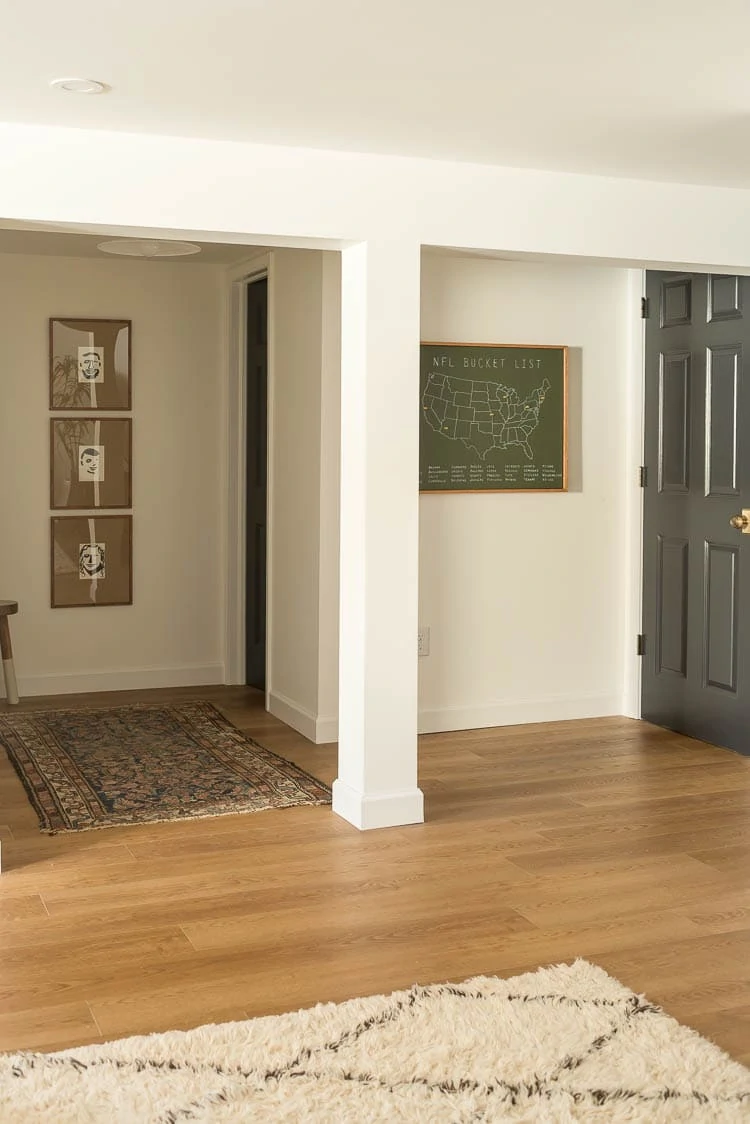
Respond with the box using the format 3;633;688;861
0;686;749;1066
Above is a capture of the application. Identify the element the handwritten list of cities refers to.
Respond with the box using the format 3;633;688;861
419;342;568;493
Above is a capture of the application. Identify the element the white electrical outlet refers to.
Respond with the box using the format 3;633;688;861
418;626;430;657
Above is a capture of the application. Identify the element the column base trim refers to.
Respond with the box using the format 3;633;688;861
332;779;424;830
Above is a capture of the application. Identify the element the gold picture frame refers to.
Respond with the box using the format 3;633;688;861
49;318;132;411
50;417;132;510
51;515;133;608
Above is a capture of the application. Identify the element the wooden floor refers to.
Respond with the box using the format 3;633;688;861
0;686;749;1066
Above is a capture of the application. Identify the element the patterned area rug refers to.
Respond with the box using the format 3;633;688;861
2;961;749;1122
0;701;330;833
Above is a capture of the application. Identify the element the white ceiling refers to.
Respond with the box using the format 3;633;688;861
0;228;261;263
3;0;750;188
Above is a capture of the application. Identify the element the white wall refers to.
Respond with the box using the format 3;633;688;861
3;124;750;273
310;253;636;737
2;122;744;825
0;252;226;696
267;249;340;742
317;252;342;738
418;254;633;730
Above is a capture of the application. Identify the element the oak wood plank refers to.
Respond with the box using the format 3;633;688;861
1;687;749;1066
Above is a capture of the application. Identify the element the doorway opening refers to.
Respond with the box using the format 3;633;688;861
245;276;269;691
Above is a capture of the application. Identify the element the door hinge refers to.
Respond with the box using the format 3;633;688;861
637;634;645;656
639;465;648;487
641;296;650;319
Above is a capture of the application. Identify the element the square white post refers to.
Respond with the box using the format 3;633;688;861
333;240;424;830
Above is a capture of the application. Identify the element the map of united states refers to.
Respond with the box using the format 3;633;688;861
421;372;551;461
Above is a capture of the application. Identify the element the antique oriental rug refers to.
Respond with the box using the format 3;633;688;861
0;701;330;833
1;960;748;1121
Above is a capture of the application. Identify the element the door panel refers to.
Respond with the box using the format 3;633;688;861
709;275;742;322
642;271;750;754
656;536;689;678
703;542;738;692
658;352;690;492
705;345;740;496
661;276;692;327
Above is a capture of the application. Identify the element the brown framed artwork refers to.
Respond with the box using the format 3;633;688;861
49;318;132;411
419;342;569;493
50;418;132;510
51;515;133;608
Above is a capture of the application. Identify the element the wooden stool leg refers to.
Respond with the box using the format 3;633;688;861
0;617;19;705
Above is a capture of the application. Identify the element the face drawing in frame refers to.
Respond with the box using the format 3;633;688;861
79;542;106;581
78;445;105;483
77;346;104;383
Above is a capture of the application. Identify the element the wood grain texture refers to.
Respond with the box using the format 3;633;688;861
0;685;749;1063
0;618;12;661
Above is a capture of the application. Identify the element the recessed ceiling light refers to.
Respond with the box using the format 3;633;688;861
97;239;202;258
50;78;109;95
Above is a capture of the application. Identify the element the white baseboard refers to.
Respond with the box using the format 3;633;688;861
315;715;339;744
7;664;225;700
293;694;622;743
417;693;623;735
267;691;339;744
267;691;319;743
10;680;620;731
620;693;641;721
332;779;425;830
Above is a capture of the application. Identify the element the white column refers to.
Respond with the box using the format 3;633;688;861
333;239;424;830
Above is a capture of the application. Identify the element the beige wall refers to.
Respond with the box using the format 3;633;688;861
276;251;634;740
317;252;341;734
0;252;226;696
267;249;340;741
268;250;323;724
418;253;632;730
1;245;629;736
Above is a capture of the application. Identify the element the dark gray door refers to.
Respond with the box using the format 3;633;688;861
642;271;750;754
245;278;268;690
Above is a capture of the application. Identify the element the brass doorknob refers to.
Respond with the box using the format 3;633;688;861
730;511;750;532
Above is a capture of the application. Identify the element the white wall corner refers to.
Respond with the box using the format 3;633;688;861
267;690;319;743
316;250;342;733
622;267;646;719
314;714;339;744
266;249;323;725
332;779;424;831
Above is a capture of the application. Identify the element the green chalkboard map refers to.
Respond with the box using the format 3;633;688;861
419;343;568;492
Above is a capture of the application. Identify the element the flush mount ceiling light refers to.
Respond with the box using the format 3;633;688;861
49;77;109;95
97;239;202;258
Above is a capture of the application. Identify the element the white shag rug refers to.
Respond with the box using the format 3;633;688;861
2;960;749;1122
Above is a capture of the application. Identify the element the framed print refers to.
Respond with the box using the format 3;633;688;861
50;417;132;510
419;342;568;493
51;515;132;608
49;318;131;410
